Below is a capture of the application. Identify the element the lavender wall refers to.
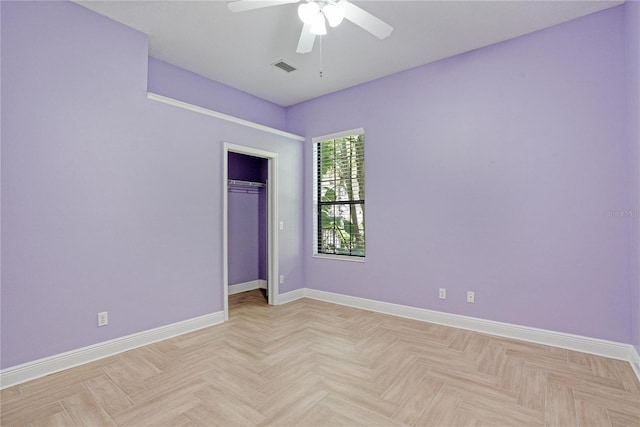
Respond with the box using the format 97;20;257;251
1;0;635;373
626;0;640;354
228;153;268;284
1;1;304;368
287;6;632;343
228;191;262;284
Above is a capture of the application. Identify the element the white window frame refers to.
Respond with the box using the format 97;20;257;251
312;127;366;263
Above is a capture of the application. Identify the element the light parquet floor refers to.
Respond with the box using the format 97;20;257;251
2;289;639;426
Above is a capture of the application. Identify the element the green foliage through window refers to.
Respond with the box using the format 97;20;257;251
315;133;365;257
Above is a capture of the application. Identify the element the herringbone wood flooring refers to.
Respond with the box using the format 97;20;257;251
2;289;639;426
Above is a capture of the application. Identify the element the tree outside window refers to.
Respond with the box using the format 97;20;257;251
315;133;365;257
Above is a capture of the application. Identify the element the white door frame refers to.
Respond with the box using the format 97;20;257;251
223;143;279;321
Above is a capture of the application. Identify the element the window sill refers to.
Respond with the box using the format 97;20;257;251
313;254;366;263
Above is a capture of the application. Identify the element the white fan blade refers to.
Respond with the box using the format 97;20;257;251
342;1;393;39
296;23;316;54
228;0;299;13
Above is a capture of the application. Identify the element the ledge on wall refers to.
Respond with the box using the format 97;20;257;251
147;93;305;142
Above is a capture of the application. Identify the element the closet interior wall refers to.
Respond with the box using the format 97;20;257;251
227;153;268;290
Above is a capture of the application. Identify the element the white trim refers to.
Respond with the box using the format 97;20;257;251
0;312;224;390
631;346;640;382
278;288;306;304
3;291;636;389
147;92;305;142
223;143;279;322
289;288;637;364
311;127;365;144
312;254;366;263
228;280;268;295
268;153;280;306
223;147;230;321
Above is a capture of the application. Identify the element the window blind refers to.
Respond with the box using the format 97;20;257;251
315;133;365;257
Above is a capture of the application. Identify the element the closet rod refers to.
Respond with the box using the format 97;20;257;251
227;179;265;188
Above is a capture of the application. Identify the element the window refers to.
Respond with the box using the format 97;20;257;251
313;129;365;258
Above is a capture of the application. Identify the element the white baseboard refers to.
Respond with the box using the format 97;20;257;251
0;311;224;390
229;279;267;295
297;288;637;367
4;289;638;389
278;288;306;304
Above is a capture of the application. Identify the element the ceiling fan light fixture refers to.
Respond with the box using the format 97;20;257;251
309;13;327;35
297;2;320;25
322;3;344;28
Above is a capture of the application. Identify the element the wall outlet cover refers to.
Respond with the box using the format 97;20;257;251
98;311;108;327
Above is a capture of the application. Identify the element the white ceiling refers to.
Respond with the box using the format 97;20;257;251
75;0;623;107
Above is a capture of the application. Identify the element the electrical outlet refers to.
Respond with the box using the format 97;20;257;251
98;311;108;327
467;291;475;304
439;288;446;299
279;275;284;284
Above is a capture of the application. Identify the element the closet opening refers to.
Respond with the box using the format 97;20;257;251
222;143;279;321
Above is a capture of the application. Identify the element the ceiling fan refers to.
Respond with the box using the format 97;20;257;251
227;0;393;54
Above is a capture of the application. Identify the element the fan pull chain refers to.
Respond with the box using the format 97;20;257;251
319;35;323;78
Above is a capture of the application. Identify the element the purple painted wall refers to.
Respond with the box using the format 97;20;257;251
228;153;268;284
287;6;632;343
148;57;286;131
1;1;304;368
1;0;636;372
0;1;3;362
626;0;640;355
228;191;262;284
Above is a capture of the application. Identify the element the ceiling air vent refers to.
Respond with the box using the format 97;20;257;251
273;60;297;73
